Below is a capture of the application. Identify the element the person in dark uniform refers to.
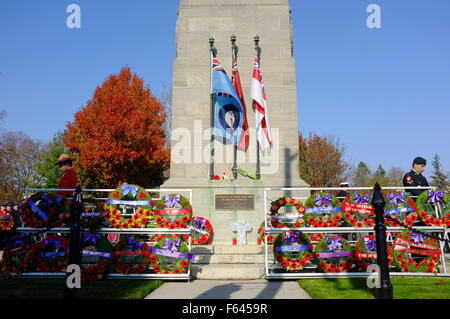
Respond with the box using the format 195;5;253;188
403;157;430;200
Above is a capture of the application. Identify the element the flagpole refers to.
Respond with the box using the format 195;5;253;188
231;35;238;181
209;37;217;180
254;35;261;180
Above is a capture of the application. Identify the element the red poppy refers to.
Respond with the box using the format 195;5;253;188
113;192;120;199
155;217;163;224
281;260;289;267
181;260;189;268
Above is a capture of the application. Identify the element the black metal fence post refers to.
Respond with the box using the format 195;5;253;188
64;185;83;299
371;182;393;299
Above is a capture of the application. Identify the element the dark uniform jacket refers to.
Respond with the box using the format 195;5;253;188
402;169;429;198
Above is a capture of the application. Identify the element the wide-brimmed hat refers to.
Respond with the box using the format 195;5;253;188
55;154;74;166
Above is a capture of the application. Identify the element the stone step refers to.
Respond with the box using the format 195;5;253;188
191;264;265;280
193;254;265;264
191;245;266;255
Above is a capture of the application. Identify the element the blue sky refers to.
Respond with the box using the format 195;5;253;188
1;0;449;179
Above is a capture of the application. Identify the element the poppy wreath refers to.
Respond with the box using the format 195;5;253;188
353;234;393;271
273;231;313;271
21;192;65;228
113;236;152;274
383;191;416;227
269;197;306;228
153;194;192;229
150;237;194;274
1;234;36;274
313;234;354;273
304;192;343;228
0;209;14;231
34;235;69;272
190;216;214;245
81;202;109;232
257;221;275;245
391;230;441;273
104;184;153;229
342;192;375;228
80;233;114;281
409;190;450;226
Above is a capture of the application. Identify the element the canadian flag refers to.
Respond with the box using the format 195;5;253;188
250;57;272;151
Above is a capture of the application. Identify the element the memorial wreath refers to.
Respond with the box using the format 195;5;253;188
153;194;192;229
269;197;306;228
80;232;114;281
190;216;213;245
1;234;36;274
21;192;65;228
34;235;69;272
383;191;416;227
113;236;152;274
304;192;343;228
313;234;354;273
150;237;194;274
342;192;375;228
391;230;441;273
104;184;153;229
273;231;313;271
0;209;14;231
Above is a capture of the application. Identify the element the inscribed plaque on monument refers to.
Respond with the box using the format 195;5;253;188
215;194;255;211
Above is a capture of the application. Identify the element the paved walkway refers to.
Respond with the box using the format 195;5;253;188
145;279;311;299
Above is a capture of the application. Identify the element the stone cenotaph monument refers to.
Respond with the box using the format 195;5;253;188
163;0;308;247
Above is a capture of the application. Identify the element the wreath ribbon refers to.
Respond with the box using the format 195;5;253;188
154;208;192;215
342;203;374;214
275;245;310;252
315;251;353;258
306;207;342;214
384;207;415;215
82;250;112;258
428;190;445;205
121;185;139;198
27;200;49;221
106;200;152;206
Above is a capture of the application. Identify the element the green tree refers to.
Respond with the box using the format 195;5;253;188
430;154;449;190
386;167;405;186
34;132;67;188
352;162;372;186
366;164;389;186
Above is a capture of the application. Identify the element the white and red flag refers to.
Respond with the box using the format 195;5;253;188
250;57;272;151
231;56;249;151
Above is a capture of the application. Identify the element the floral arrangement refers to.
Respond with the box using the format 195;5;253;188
342;192;375;228
313;234;354;273
190;216;213;245
270;197;306;228
383;191;416;227
150;237;194;274
21;192;65;228
406;190;450;226
80;233;114;281
273;231;313;272
304;192;343;227
1;234;36;274
153;194;192;229
113;236;152;274
0;208;14;231
353;234;393;271
391;230;441;273
104;184;153;229
81;202;109;232
257;220;275;244
34;235;69;273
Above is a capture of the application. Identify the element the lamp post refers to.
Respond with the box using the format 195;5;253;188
371;182;393;299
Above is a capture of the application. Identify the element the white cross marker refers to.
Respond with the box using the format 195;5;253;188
232;220;252;245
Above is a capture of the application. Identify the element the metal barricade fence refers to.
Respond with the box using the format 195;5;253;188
9;188;194;280
263;186;450;279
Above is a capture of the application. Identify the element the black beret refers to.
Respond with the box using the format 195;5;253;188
413;157;427;165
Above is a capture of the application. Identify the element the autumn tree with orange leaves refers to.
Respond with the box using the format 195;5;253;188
298;133;351;187
64;67;170;188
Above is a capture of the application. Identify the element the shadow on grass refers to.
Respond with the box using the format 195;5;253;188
324;277;377;299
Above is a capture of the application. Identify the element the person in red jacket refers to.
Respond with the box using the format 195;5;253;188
55;154;78;198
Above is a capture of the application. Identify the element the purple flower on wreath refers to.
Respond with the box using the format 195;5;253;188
326;236;342;251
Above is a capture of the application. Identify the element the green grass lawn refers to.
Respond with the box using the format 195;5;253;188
0;278;163;299
298;277;450;299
